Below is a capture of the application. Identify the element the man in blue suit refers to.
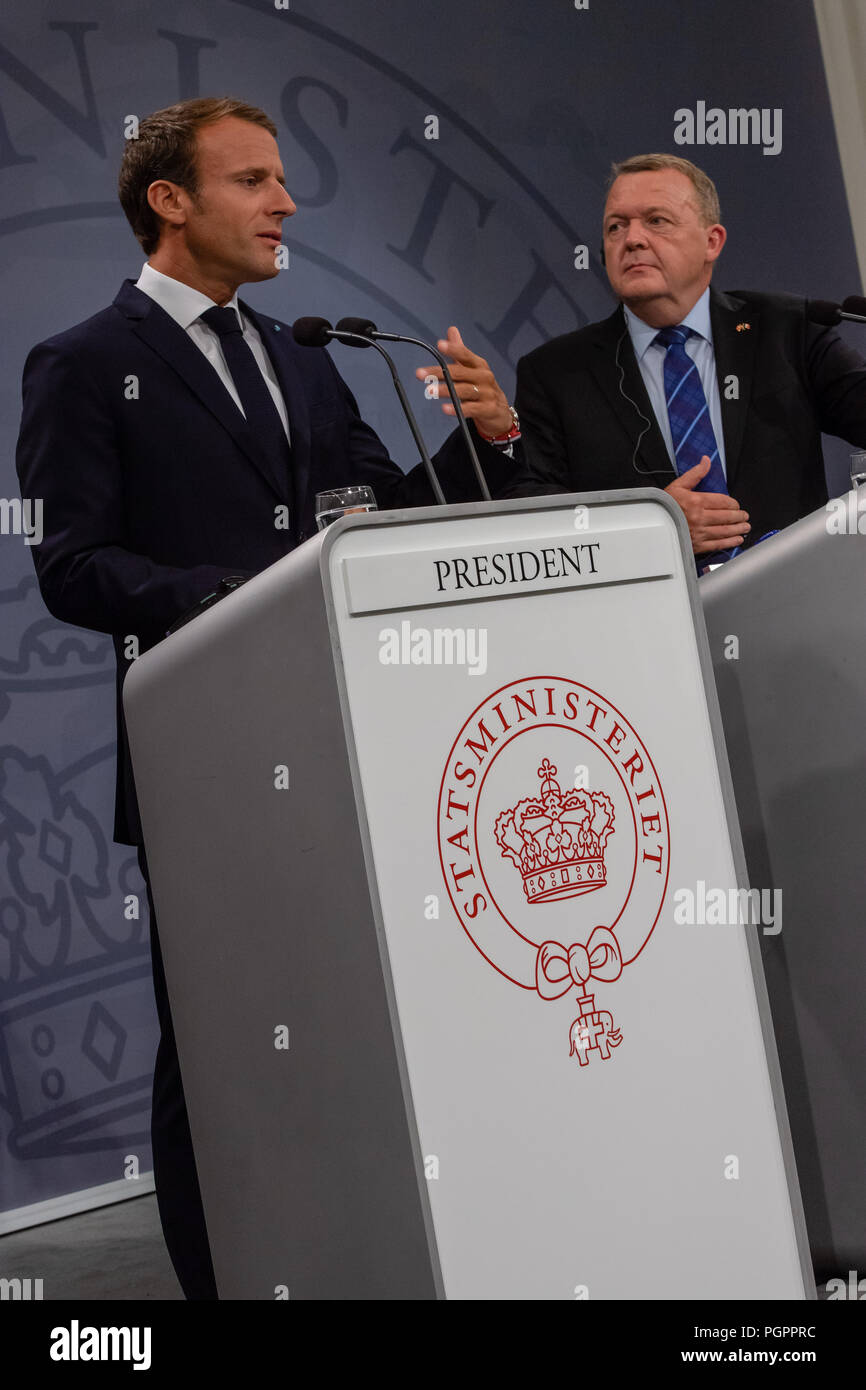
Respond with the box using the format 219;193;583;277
15;96;525;1299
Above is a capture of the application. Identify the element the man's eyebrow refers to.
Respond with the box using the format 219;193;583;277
232;165;286;185
605;204;676;223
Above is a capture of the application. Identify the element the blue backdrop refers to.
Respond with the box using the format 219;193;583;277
0;0;858;1220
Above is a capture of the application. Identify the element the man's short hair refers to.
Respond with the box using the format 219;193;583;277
118;97;278;255
607;153;721;226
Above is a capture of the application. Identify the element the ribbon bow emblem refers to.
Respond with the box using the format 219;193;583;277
535;928;623;999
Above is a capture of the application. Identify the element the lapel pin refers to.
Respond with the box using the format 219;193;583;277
273;324;281;331
735;322;751;333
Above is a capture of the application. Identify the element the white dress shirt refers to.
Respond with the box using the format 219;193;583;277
135;262;290;441
624;286;726;476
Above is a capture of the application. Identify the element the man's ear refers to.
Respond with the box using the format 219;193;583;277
706;223;727;264
146;180;188;234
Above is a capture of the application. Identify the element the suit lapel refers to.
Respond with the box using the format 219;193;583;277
114;280;286;501
240;300;313;525
709;288;757;492
588;307;676;483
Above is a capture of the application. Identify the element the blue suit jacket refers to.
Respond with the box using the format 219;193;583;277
16;279;524;843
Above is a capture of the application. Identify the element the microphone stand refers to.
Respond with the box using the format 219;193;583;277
329;329;447;506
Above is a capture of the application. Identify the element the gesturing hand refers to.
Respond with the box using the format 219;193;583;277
415;325;514;439
665;457;751;554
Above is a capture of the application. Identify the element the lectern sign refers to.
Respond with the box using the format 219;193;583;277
436;676;670;1062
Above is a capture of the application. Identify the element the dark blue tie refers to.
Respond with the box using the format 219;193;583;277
654;325;727;494
200;306;291;497
654;324;737;568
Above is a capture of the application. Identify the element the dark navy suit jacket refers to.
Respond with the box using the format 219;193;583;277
16;279;525;844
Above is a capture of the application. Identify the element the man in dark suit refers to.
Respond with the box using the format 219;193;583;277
15;96;524;1300
510;153;866;559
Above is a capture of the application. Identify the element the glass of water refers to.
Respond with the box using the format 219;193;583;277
850;452;866;489
315;485;378;530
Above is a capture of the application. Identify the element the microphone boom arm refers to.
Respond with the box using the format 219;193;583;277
373;332;492;502
332;330;447;506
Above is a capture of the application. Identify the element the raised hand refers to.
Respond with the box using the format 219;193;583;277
415;325;514;439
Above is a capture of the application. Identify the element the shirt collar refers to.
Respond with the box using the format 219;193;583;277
623;285;713;362
135;262;242;330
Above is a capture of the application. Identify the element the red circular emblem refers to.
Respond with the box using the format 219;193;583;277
436;677;670;1060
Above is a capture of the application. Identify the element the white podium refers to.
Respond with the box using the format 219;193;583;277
124;491;812;1299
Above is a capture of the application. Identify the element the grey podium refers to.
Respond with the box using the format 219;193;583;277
701;492;866;1281
124;491;812;1299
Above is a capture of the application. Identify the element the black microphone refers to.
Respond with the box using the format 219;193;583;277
291;316;446;506
806;299;866;326
334;316;377;346
336;317;492;502
291;315;334;347
842;295;866;321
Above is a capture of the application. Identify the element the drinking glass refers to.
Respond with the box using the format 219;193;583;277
315;485;378;530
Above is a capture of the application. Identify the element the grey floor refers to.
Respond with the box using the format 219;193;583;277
0;1194;182;1300
0;1197;839;1299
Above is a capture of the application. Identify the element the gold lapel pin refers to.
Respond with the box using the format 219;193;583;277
736;322;751;333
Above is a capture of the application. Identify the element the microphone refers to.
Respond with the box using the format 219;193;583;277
806;299;866;326
842;295;866;320
291;316;446;505
334;316;377;346
335;317;492;502
291;315;334;347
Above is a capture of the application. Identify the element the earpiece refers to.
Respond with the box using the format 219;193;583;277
614;327;671;477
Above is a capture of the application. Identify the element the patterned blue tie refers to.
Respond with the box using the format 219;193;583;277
654;325;727;493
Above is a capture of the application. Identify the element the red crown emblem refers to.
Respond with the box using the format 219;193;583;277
494;758;615;903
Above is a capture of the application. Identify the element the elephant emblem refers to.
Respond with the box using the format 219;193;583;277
569;994;623;1065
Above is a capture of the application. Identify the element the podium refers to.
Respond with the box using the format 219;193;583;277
701;494;866;1278
124;491;811;1299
